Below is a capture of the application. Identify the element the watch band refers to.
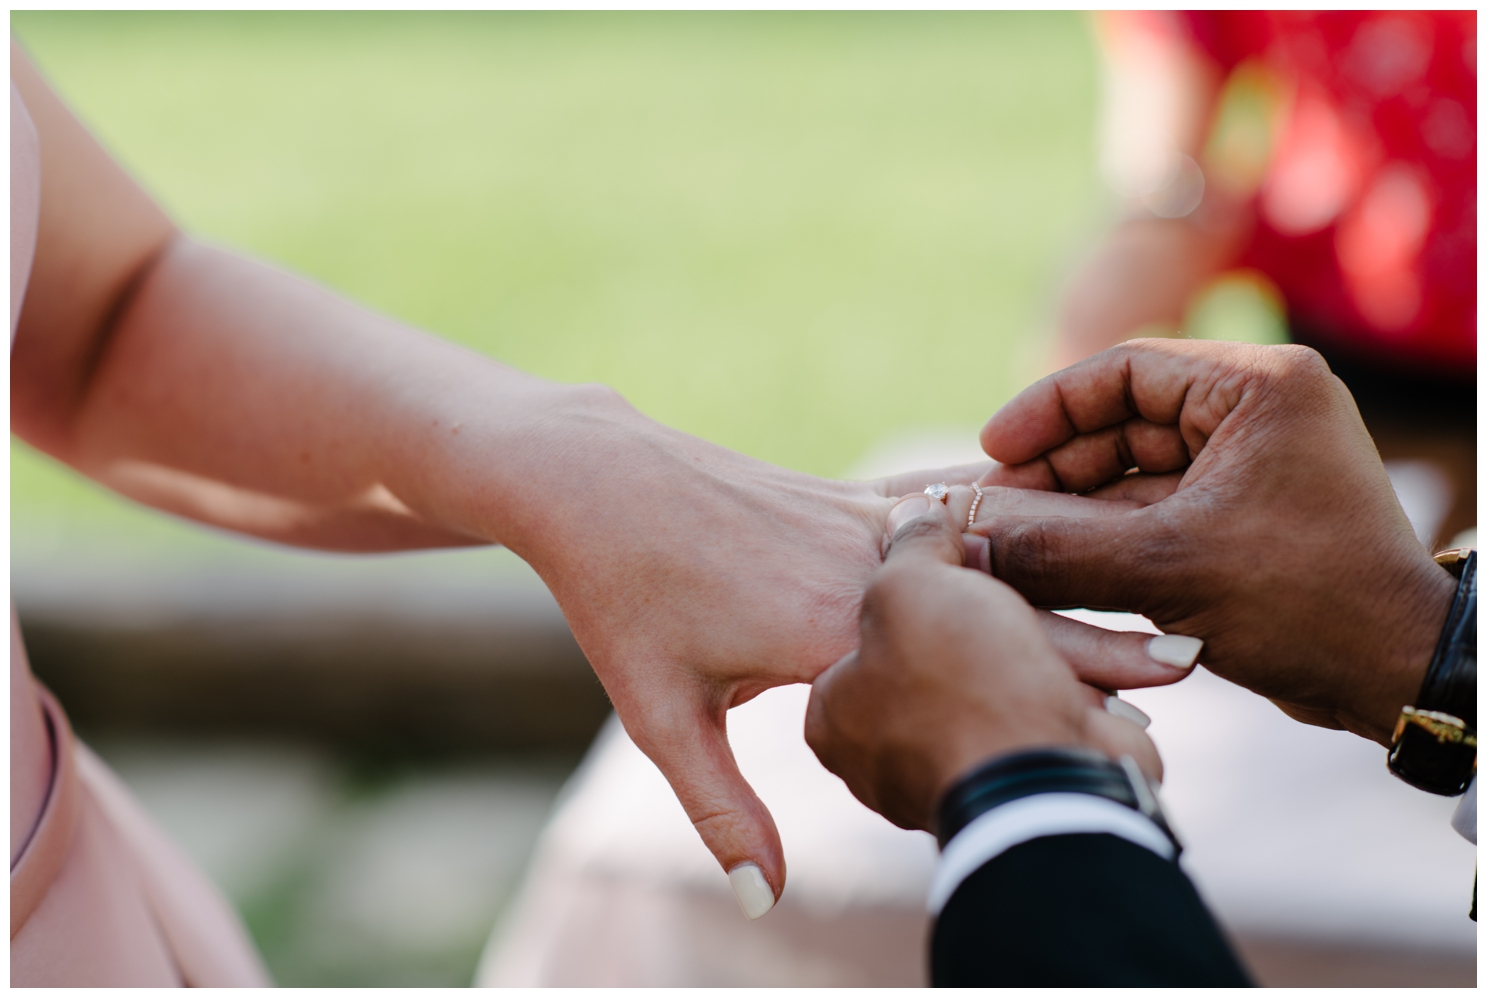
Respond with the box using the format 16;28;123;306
1388;549;1477;796
935;746;1181;857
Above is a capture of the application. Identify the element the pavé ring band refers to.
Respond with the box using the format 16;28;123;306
967;483;984;530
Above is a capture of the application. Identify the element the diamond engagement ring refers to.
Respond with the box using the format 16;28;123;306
967;483;984;530
923;483;950;504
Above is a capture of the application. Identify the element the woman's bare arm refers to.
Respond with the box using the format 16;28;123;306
13;45;518;550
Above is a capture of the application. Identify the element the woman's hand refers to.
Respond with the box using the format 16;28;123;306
806;495;1161;834
463;407;1183;916
972;338;1457;745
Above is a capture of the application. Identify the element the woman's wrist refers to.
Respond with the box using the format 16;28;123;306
381;369;641;553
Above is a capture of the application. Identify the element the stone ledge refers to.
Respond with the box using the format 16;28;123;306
14;547;612;752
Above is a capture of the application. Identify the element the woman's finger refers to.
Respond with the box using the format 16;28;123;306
872;460;995;500
882;494;967;567
1083;705;1165;784
623;699;786;920
1038;610;1200;690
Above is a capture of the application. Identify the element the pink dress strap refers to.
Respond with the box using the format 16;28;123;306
9;683;81;938
10;681;271;987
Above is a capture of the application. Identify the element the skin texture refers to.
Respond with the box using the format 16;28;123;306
10;46;1190;905
974;339;1458;746
806;498;1160;834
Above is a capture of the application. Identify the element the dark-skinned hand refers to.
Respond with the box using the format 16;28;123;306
972;339;1457;746
806;495;1161;834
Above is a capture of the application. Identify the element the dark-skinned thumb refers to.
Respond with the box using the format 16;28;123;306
883;494;965;568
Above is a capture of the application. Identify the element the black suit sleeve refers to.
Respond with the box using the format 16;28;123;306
931;833;1252;986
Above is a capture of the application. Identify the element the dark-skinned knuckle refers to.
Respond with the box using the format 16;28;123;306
1262;344;1332;388
989;518;1057;577
1276;343;1328;372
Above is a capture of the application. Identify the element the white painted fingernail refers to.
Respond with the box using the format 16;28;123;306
729;862;776;920
1147;634;1203;670
1105;695;1151;730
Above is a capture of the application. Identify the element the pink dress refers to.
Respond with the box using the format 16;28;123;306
10;82;270;987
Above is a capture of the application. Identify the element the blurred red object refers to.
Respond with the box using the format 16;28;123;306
1183;11;1475;373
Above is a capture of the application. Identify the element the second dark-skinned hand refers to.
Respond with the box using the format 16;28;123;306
972;339;1457;746
806;494;1161;834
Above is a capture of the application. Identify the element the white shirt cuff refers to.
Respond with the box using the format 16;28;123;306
1451;776;1476;844
927;792;1176;916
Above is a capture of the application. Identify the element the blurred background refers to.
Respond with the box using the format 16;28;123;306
11;11;1475;987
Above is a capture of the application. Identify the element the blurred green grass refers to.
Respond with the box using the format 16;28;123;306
12;11;1104;541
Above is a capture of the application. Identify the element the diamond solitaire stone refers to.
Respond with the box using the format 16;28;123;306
923;483;950;503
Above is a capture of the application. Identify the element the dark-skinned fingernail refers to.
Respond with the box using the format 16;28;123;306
886;495;933;535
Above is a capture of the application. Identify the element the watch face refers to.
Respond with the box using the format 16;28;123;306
1389;717;1477;796
1433;547;1473;576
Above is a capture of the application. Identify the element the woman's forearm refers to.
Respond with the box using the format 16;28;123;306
10;41;594;555
31;235;619;553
